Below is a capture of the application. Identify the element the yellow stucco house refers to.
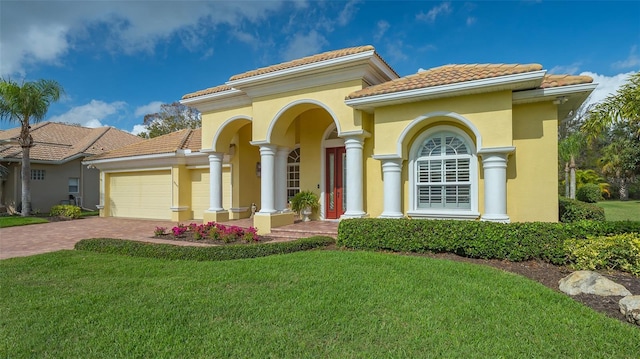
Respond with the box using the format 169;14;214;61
85;45;596;234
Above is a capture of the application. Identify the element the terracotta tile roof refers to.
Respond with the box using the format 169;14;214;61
347;63;544;100
540;74;593;88
181;84;233;100
87;128;202;161
0;122;143;162
229;45;380;82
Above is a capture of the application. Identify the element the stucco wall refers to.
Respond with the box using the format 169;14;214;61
510;102;559;222
2;159;99;213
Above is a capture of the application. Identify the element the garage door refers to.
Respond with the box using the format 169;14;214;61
191;167;231;220
109;170;171;220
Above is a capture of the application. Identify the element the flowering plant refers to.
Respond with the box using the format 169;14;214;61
160;222;261;243
154;226;167;236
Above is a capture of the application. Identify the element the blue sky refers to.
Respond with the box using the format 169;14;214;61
1;0;638;133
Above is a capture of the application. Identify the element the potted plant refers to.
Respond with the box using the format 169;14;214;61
290;190;320;222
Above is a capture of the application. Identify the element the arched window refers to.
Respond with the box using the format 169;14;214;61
409;127;479;218
287;148;300;200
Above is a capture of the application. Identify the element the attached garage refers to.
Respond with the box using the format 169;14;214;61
108;170;171;220
191;166;231;220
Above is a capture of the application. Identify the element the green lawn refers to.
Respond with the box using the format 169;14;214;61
596;200;640;221
1;250;638;358
0;216;48;228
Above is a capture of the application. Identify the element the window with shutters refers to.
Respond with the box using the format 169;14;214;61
409;127;478;219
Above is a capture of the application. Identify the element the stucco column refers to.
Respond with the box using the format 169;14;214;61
478;147;515;223
379;158;404;218
341;135;367;218
275;146;289;212
259;144;277;214
208;153;225;212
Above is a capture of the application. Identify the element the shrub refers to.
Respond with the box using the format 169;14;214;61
75;236;335;261
558;196;605;222
576;183;602;203
337;218;640;265
565;233;640;275
49;205;81;219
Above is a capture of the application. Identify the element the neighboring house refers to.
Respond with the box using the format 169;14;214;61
0;122;143;214
86;45;596;234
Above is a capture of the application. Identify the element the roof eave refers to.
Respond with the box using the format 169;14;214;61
180;88;251;112
345;70;547;112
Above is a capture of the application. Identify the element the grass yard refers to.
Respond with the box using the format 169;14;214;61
0;216;48;228
1;250;638;358
596;200;640;221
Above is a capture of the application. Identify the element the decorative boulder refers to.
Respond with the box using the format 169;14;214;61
619;296;640;326
558;271;632;296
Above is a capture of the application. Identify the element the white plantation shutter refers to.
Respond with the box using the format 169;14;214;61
415;132;472;210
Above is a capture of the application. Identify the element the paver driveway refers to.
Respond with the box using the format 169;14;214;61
0;217;210;260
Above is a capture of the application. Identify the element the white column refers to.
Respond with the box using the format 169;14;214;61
379;158;404;218
208;153;225;212
259;145;277;214
342;135;367;218
275;146;289;212
478;147;515;223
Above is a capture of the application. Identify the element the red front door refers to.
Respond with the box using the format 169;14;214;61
325;147;346;219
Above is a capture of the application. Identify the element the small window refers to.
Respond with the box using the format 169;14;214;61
287;148;300;200
31;169;45;180
68;178;79;193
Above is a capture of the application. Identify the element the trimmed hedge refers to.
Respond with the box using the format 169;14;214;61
337;218;640;265
74;236;335;261
576;184;602;203
559;196;605;222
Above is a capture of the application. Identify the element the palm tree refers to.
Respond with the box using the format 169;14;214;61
582;72;640;141
558;133;583;199
0;79;64;216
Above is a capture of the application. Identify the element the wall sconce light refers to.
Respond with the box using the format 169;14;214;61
553;96;568;105
256;162;261;177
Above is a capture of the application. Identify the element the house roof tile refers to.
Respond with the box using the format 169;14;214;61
346;63;545;99
346;64;595;100
0;122;143;162
181;45;397;100
540;74;594;88
87;128;202;161
229;45;379;81
181;84;233;100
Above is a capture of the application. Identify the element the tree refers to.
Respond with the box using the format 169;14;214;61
0;79;64;216
138;102;201;138
599;122;640;201
558;132;584;199
582;72;640;141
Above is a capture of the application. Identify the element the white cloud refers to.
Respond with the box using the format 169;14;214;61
49;100;127;128
282;30;328;61
134;101;163;118
0;1;286;77
374;20;390;42
130;124;147;136
580;71;637;108
416;2;452;23
337;0;361;27
466;17;476;26
612;45;640;70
